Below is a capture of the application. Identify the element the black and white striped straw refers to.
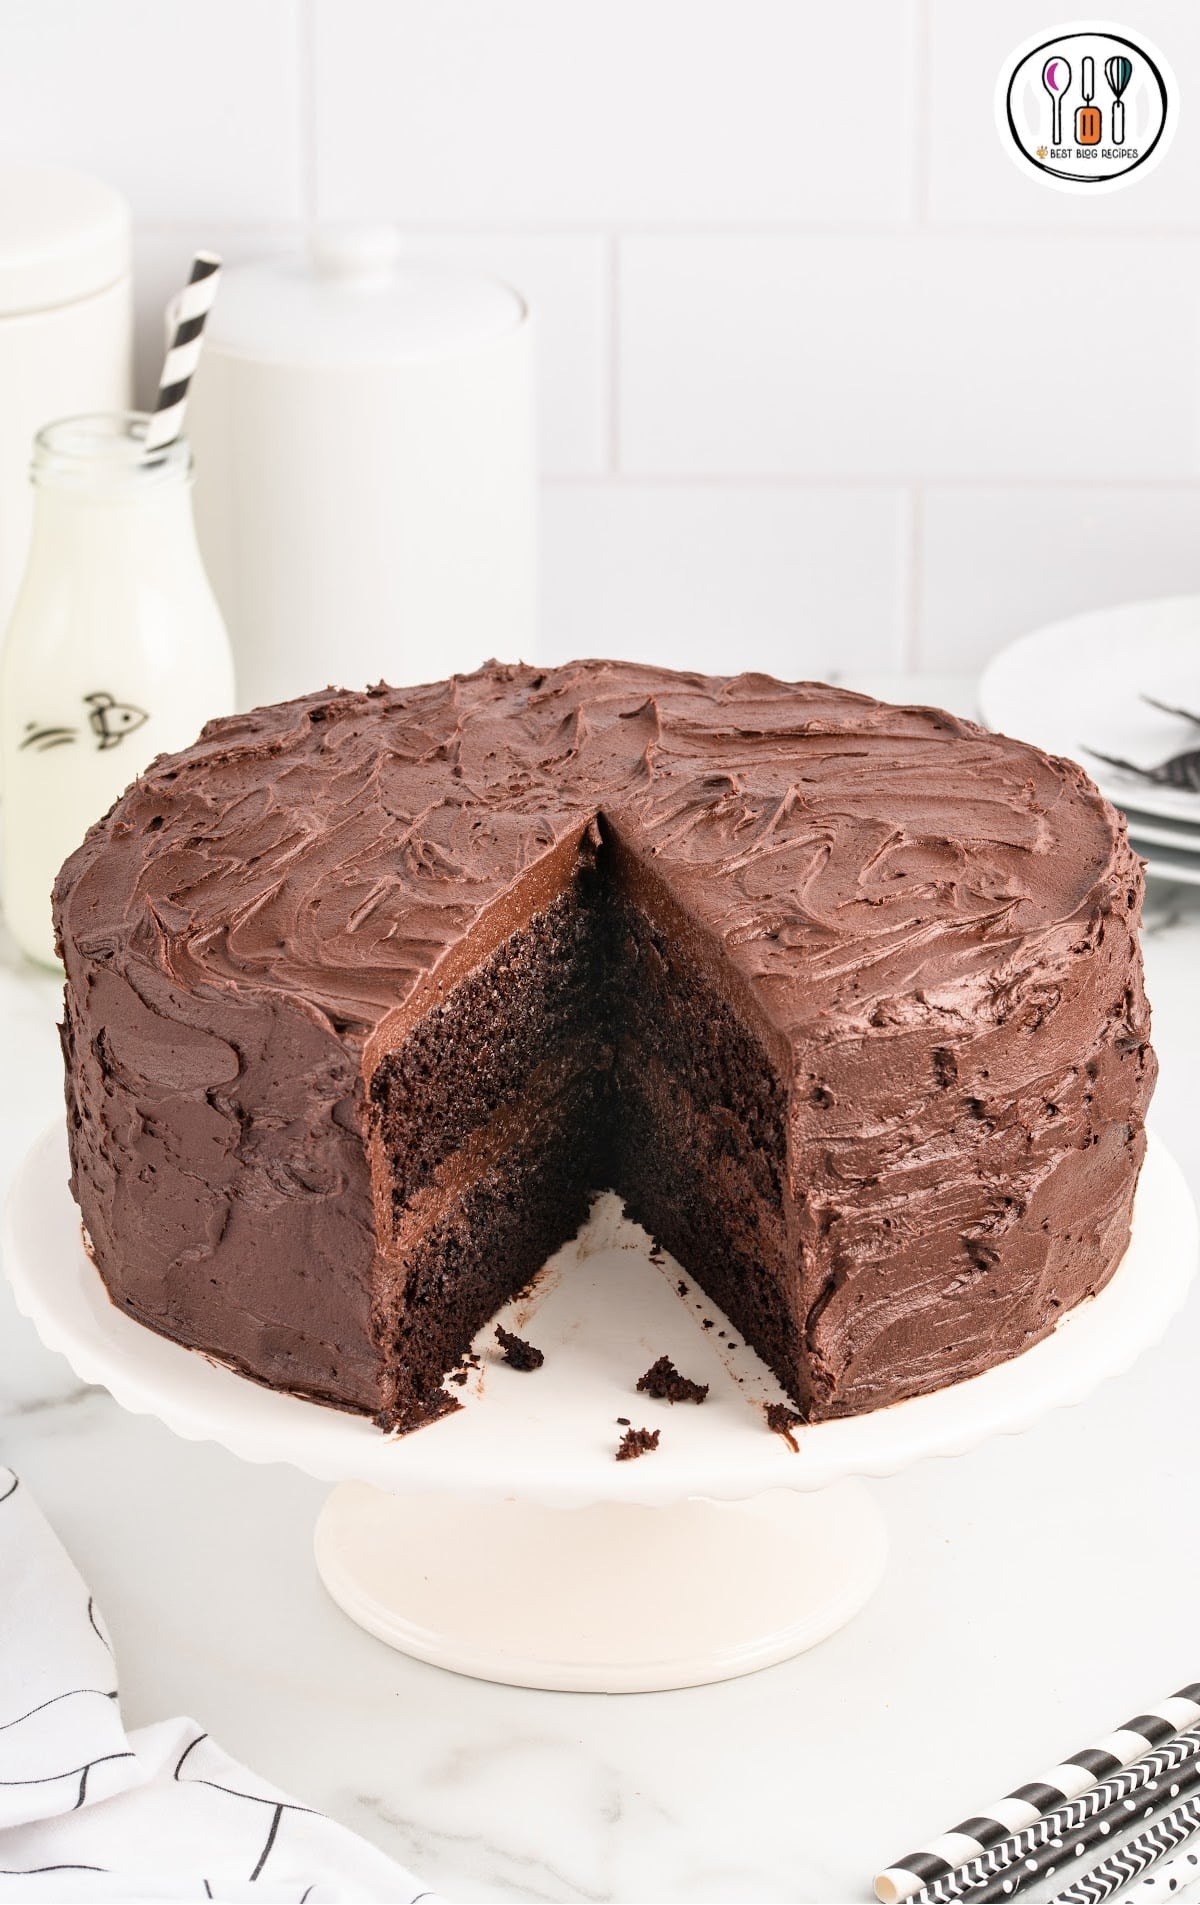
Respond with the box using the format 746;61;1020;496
908;1729;1200;1905
142;250;221;454
875;1687;1200;1902
1050;1792;1200;1904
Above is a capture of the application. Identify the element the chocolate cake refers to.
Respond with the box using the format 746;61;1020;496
53;660;1156;1431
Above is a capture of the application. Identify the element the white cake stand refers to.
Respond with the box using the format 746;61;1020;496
5;1125;1196;1693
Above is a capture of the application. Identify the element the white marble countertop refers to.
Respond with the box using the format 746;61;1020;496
2;673;1199;1905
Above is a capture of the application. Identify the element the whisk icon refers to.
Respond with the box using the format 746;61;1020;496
1105;54;1133;145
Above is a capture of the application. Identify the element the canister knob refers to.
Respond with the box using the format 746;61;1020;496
308;225;403;286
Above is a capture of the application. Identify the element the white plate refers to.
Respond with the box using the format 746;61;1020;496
4;1122;1195;1511
979;597;1200;825
1126;810;1200;851
1135;837;1200;887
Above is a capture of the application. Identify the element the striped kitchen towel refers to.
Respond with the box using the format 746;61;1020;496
0;1469;440;1902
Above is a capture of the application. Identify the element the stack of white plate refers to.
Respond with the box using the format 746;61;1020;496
979;597;1200;888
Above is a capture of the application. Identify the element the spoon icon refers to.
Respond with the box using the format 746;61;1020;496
1042;54;1071;146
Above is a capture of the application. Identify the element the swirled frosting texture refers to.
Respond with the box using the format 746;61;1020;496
54;660;1155;1418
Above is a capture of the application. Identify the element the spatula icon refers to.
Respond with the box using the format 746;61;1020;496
1042;54;1071;145
1076;56;1101;144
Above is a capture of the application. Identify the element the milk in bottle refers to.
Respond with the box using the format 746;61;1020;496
0;412;235;966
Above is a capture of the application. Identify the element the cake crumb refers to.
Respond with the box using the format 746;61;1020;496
648;1247;665;1264
495;1325;544;1371
449;1367;470;1385
637;1355;709;1405
765;1403;804;1452
702;1318;715;1330
616;1426;661;1461
677;1279;689;1296
616;1416;630;1425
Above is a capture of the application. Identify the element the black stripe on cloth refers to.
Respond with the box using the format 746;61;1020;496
189;255;220;283
1175;1686;1200;1706
204;1885;212;1899
0;1473;18;1503
249;1802;284;1881
175;1730;318;1818
87;1596;114;1657
954;1816;1014;1847
175;1731;206;1778
0;1751;134;1787
171;313;206;349
1009;1781;1068;1812
1068;1748;1124;1780
0;1687;118;1732
896;1851;955;1882
1126;1714;1177;1745
0;1866;108;1875
151;377;189;414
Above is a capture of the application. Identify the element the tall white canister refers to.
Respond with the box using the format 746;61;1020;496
187;226;537;709
0;166;132;636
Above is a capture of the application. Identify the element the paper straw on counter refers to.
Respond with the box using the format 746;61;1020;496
1050;1793;1200;1904
143;250;221;453
876;1687;1200;1902
1120;1840;1200;1902
909;1743;1200;1905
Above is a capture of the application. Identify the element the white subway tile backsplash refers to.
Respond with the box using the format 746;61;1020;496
0;0;304;222
7;0;1197;680
539;483;908;675
313;0;915;226
401;236;608;475
924;0;1200;230
917;484;1200;669
619;232;1200;480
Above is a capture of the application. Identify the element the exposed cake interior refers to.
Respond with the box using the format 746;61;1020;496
366;819;799;1429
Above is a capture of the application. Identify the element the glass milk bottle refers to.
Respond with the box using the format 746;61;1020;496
0;412;235;967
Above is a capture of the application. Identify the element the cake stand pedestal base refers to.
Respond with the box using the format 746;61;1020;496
9;1128;1195;1696
313;1480;888;1692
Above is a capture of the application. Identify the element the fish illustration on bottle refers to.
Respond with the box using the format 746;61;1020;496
85;692;148;750
18;692;148;756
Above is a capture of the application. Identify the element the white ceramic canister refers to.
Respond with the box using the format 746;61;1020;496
186;226;537;710
0;166;132;637
0;415;235;967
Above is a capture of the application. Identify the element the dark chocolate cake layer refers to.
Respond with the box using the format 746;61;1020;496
54;660;1156;1427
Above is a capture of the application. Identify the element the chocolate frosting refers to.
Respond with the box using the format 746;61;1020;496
54;660;1155;1419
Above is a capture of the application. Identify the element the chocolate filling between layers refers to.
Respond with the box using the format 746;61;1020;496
365;817;797;1429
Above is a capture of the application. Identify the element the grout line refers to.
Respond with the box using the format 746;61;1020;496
134;221;308;238
539;472;1200;492
297;0;319;227
606;235;621;475
911;0;931;228
230;216;1200;241
131;217;1200;243
903;484;924;669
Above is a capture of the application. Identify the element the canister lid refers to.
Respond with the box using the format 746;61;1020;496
205;225;526;367
0;166;131;316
